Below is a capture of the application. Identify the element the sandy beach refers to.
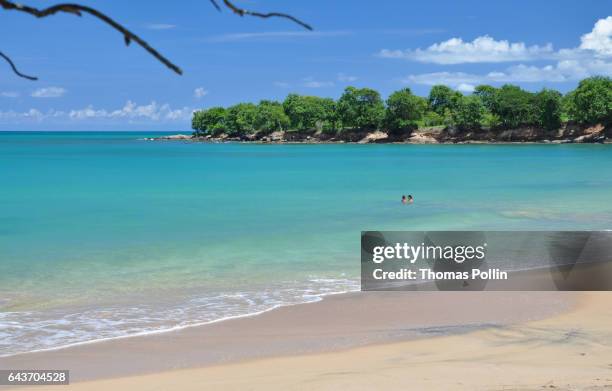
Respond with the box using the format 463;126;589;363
4;288;612;390
3;263;612;390
80;292;607;391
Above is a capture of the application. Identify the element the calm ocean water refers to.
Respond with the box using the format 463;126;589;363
1;131;611;356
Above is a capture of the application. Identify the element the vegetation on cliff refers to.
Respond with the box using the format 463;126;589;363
192;76;611;140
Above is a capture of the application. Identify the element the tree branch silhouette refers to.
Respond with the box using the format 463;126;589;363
210;0;312;30
0;50;38;80
0;0;311;80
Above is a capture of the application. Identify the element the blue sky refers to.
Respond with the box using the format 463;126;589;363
0;0;610;130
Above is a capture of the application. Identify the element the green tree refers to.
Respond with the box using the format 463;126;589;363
282;94;336;131
191;77;611;138
225;103;258;136
192;110;206;135
473;85;497;112
336;87;385;131
452;95;485;130
566;76;612;125
254;100;290;133
490;85;536;128
191;107;228;136
534;89;563;130
317;97;338;132
385;88;427;134
421;110;445;127
428;85;462;115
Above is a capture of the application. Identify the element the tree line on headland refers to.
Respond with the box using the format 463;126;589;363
191;76;611;142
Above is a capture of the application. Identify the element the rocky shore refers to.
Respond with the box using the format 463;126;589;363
149;123;610;144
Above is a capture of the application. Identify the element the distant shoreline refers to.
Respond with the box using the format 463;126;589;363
148;123;611;145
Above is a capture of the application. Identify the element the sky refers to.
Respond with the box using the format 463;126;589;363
0;0;610;131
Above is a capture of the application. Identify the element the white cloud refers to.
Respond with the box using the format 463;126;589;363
457;83;476;93
274;78;339;88
302;77;334;88
31;87;66;98
337;73;358;82
397;17;612;87
68;101;192;122
404;67;555;87
579;16;612;56
404;72;482;86
379;36;554;64
0;101;193;124
403;60;612;88
0;109;45;121
1;91;19;98
193;87;208;99
303;81;334;88
146;23;176;30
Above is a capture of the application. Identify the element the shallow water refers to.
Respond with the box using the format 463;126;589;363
1;131;611;356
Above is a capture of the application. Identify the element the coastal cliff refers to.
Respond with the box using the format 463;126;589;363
153;123;610;144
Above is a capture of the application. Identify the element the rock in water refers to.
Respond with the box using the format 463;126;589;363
151;134;192;141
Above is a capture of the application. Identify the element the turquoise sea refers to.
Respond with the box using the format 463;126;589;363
1;131;611;356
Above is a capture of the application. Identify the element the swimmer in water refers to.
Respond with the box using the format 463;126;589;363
401;195;407;204
407;195;414;204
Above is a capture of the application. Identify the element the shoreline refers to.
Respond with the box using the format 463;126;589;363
0;290;577;384
2;261;599;361
0;288;360;360
34;291;610;391
146;138;612;145
148;123;611;144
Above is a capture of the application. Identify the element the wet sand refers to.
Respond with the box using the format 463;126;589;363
6;291;612;390
1;291;575;384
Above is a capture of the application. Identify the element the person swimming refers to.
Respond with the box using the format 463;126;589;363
401;195;414;204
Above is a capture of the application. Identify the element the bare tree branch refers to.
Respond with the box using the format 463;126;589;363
209;0;222;12
0;0;183;75
0;51;38;80
219;0;312;30
0;0;312;80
